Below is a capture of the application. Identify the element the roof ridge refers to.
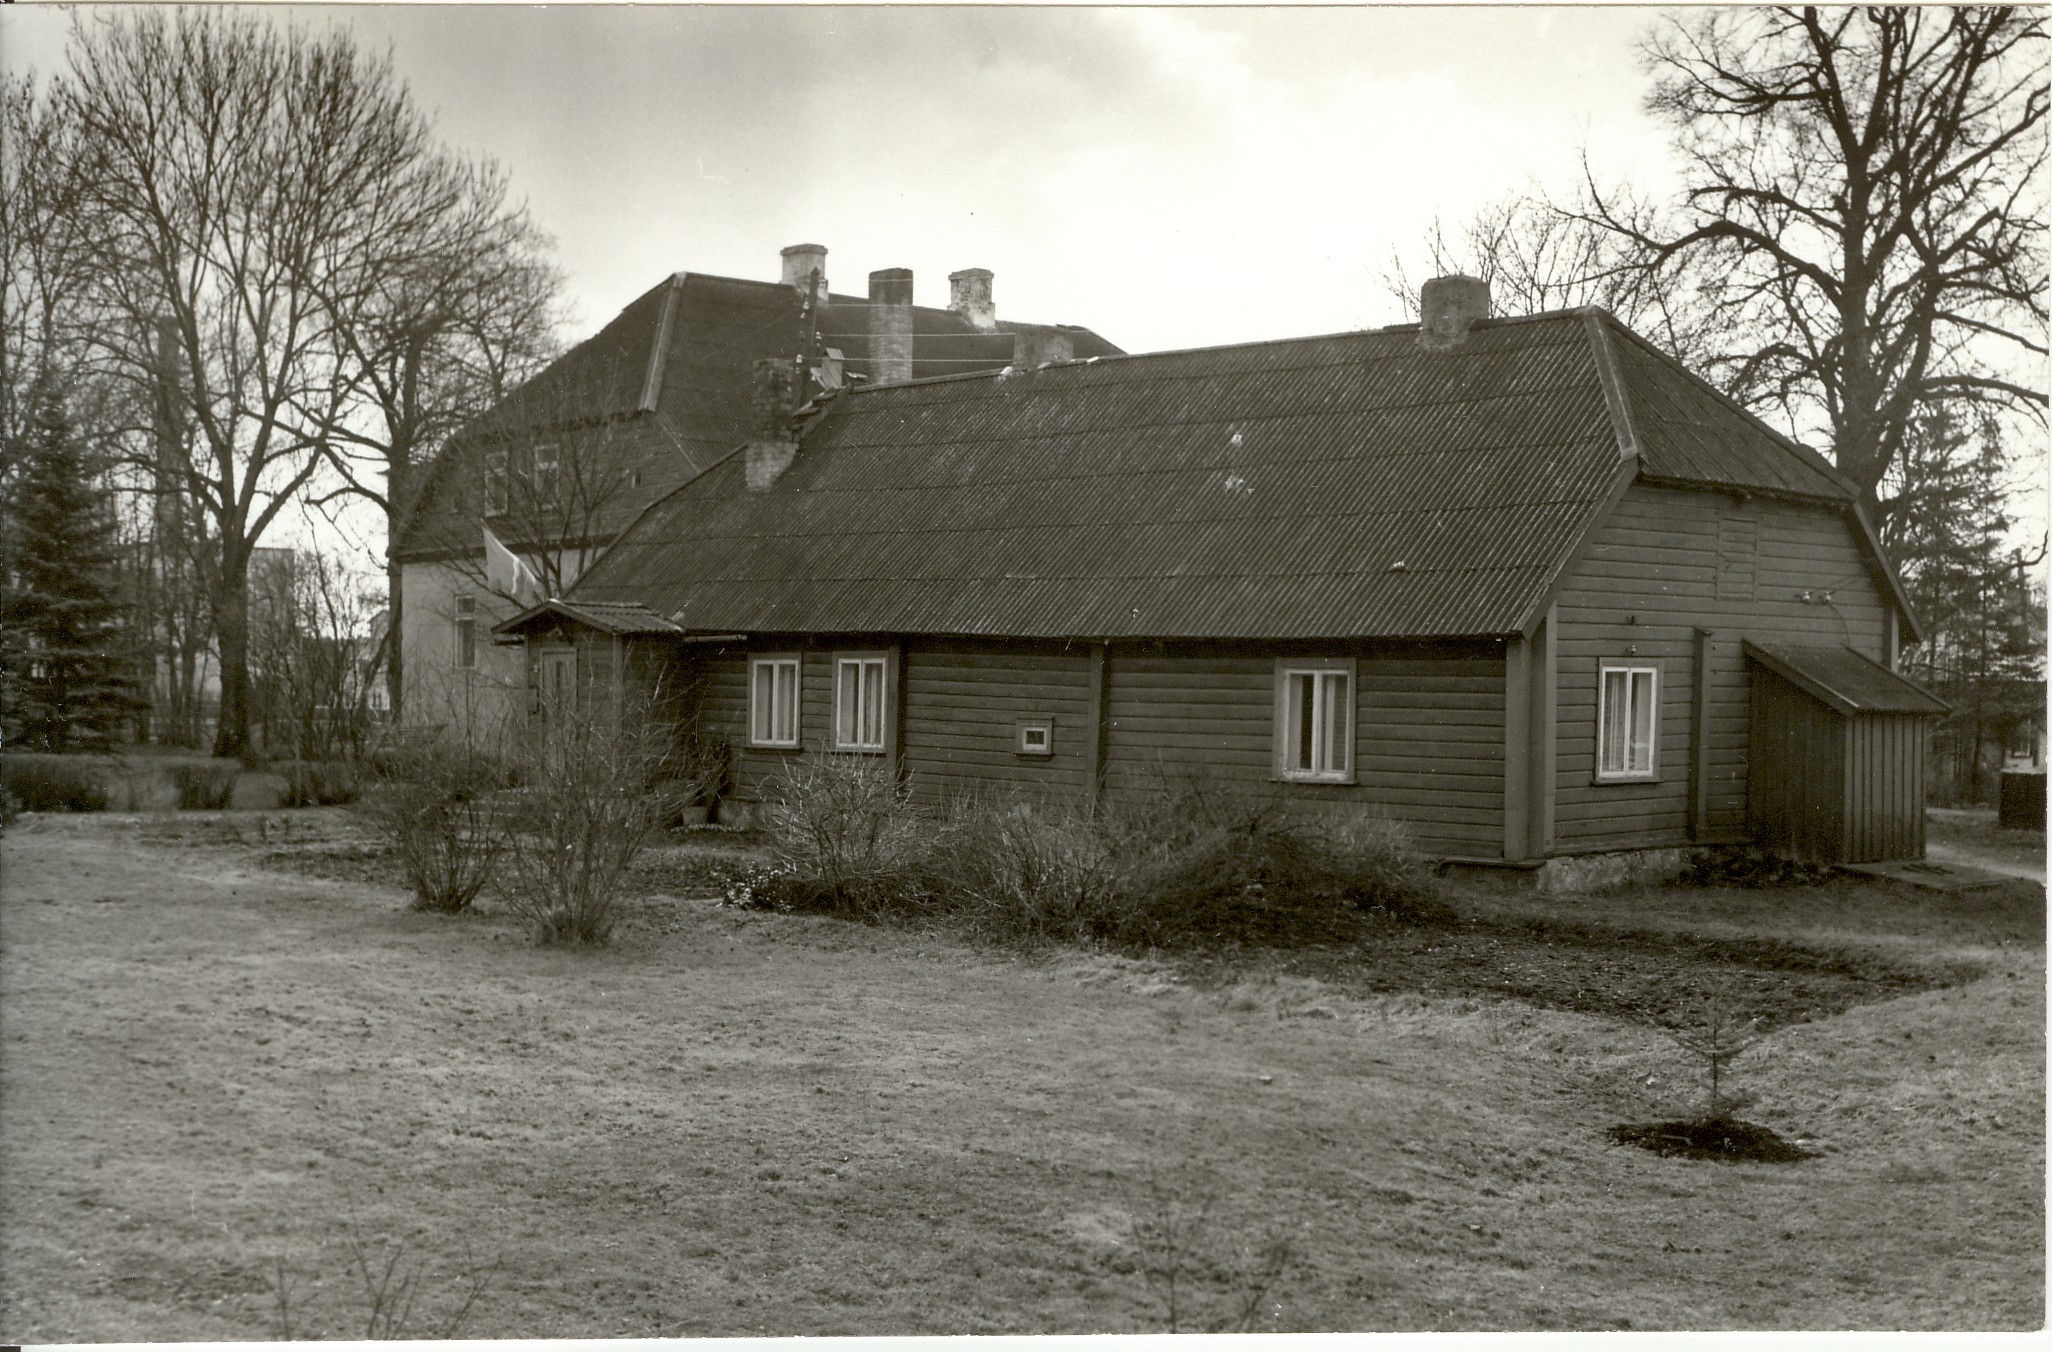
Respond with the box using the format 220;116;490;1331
638;274;685;412
1579;308;1643;464
828;313;1597;400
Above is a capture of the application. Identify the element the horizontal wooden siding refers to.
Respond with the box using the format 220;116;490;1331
1101;641;1505;858
1553;484;1890;852
900;642;1094;804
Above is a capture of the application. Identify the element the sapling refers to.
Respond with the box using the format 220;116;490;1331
1667;997;1764;1118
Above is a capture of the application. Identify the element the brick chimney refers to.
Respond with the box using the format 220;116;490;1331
1012;324;1073;369
948;268;996;330
1418;274;1491;350
745;357;801;491
780;243;828;296
868;268;915;384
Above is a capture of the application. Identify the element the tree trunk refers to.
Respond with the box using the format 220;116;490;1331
211;566;251;760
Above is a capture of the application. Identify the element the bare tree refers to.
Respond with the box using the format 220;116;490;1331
1380;192;1718;367
54;8;552;757
0;72;99;445
309;155;563;719
1573;6;2048;520
248;548;383;763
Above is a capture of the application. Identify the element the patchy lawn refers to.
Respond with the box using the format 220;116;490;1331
1;810;2042;1337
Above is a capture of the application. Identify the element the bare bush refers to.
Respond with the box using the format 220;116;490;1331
369;744;507;912
731;762;1445;950
938;791;1125;943
279;758;362;808
746;756;940;919
171;761;236;810
1127;1167;1297;1333
498;710;674;943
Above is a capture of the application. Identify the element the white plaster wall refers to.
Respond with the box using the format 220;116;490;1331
399;559;527;739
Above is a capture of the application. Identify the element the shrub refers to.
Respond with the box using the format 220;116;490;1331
368;747;506;913
280;760;362;808
171;761;237;810
927;791;1128;942
498;713;670;943
0;788;20;828
1681;846;1835;888
741;765;1446;950
1112;808;1444;948
754;756;941;919
1;755;110;813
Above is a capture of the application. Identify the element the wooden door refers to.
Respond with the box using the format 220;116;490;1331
540;647;576;721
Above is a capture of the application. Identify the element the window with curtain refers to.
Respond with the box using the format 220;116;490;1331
1597;663;1659;780
749;655;801;747
834;654;889;752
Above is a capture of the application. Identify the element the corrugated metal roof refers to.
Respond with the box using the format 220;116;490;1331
1602;317;1851;500
563;306;1906;644
494;598;683;638
572;316;1635;638
1746;642;1950;716
395;272;1119;561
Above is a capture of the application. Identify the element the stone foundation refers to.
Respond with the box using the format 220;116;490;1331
1533;847;1694;895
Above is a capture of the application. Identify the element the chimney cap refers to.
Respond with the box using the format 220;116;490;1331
868;267;915;305
781;242;828;258
948;267;993;282
1418;273;1491;349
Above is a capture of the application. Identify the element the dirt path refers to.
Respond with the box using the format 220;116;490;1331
1;813;2042;1337
1926;807;2046;884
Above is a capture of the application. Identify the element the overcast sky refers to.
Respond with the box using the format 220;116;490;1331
3;3;1681;354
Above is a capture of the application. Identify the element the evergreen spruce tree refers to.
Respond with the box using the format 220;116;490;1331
0;381;145;751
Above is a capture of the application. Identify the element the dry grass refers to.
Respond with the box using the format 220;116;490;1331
0;811;2041;1336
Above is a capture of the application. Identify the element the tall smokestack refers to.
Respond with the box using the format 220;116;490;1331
948;268;996;330
868;268;914;384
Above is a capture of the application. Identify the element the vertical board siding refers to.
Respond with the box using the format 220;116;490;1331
1747;672;1844;861
899;643;1095;803
1553;484;1890;852
1101;641;1505;858
1842;712;1927;863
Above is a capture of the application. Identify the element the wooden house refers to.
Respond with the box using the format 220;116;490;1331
498;275;1943;868
391;244;1118;729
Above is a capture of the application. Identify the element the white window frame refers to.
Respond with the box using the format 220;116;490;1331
1596;661;1660;783
749;654;802;749
1015;716;1055;758
531;439;562;501
832;652;892;754
484;449;509;515
454;595;476;670
1273;657;1356;784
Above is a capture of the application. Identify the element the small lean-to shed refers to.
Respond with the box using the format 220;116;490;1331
1744;641;1949;864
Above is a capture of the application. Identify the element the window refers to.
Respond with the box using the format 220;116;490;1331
1597;663;1659;781
531;440;562;501
749;655;801;748
1274;659;1354;783
1015;716;1054;757
484;450;509;515
834;654;890;752
454;595;476;669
